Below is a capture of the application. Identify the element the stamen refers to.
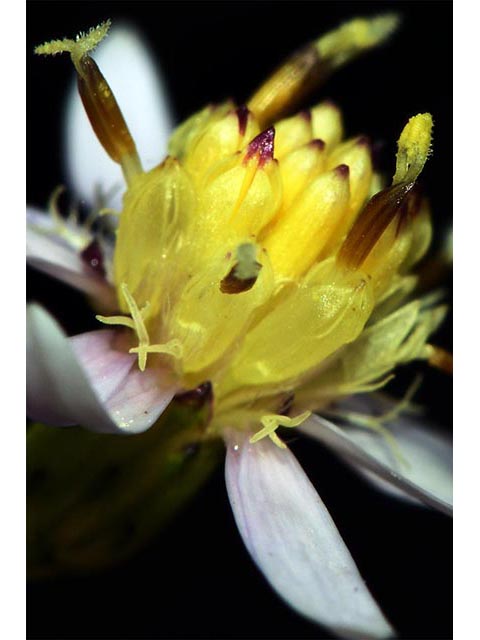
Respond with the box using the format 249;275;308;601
337;181;415;269
220;243;262;294
35;21;142;184
338;113;433;270
250;411;311;449
248;14;400;126
248;44;324;127
426;345;453;374
235;105;250;136
76;56;142;181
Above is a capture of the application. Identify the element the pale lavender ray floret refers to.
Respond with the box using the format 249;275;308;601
315;394;453;509
225;430;395;640
27;205;117;306
27;305;178;434
27;23;452;640
300;412;452;515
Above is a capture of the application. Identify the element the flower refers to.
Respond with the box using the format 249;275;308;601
28;15;452;639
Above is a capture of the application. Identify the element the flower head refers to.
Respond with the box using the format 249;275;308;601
28;15;452;639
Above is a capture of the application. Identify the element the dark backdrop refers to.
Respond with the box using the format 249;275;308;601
27;1;452;639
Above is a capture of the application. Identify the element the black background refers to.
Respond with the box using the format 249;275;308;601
27;1;452;639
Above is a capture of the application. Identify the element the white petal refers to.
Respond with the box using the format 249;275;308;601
27;206;59;234
325;395;452;507
64;24;174;210
27;305;177;434
300;413;452;516
224;431;394;639
27;207;116;307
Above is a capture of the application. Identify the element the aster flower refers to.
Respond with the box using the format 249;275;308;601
27;15;452;640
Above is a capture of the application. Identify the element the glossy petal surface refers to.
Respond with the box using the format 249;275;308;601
27;305;177;434
27;207;116;305
300;412;452;516
225;431;394;639
322;395;453;507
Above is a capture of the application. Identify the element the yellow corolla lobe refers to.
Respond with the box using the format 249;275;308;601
274;112;314;159
176;106;261;185
263;165;350;279
310;102;344;148
326;137;373;218
277;140;326;211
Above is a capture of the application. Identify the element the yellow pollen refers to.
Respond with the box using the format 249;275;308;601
34;20;111;72
393;113;433;185
250;411;312;449
96;284;182;371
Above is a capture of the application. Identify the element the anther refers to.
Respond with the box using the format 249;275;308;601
337;181;415;270
427;345;453;375
220;243;262;294
248;44;324;127
338;113;433;270
247;14;400;126
235;105;250;136
76;56;142;180
309;139;326;151
35;21;142;184
334;163;350;179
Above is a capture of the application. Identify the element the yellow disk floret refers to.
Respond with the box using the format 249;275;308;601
108;106;438;436
37;18;447;441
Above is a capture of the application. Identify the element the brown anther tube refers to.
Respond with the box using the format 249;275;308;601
77;56;142;177
428;346;453;375
338;181;415;270
248;44;326;127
